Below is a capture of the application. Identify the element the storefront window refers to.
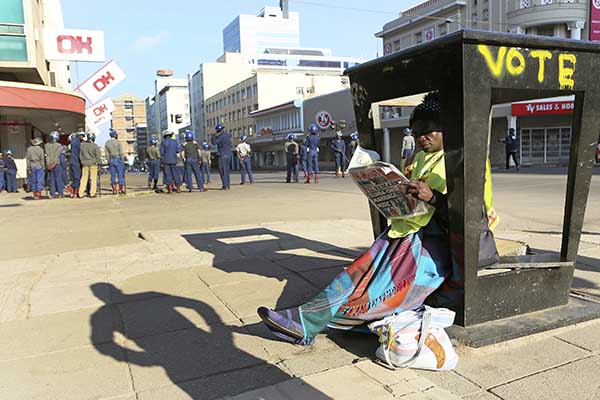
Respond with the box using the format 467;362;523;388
521;127;571;165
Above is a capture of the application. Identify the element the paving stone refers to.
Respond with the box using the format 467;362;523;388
387;383;417;398
300;365;395;399
0;306;115;361
455;337;589;389
36;261;107;289
301;266;349;290
118;288;238;339
421;386;461;400
28;281;108;317
273;249;353;273
281;348;361;377
0;271;44;322
415;370;482;397
126;325;274;391
490;355;600;400
210;274;320;319
222;377;337;400
393;392;431;400
461;391;501;400
196;256;293;287
0;344;132;400
555;321;600;352
355;359;420;385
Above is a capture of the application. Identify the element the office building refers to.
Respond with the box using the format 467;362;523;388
111;93;147;156
145;77;190;141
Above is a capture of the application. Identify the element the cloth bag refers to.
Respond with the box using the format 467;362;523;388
368;306;458;371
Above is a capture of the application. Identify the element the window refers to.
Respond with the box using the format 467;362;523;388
482;8;489;21
520;0;530;8
253;84;258;96
247;106;252;115
236;91;240;102
393;40;401;51
241;88;246;100
540;0;553;4
438;23;448;36
296;86;304;95
536;25;555;37
415;32;422;43
237;110;241;120
246;86;252;97
242;108;246;118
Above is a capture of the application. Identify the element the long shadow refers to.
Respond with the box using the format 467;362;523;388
89;282;332;399
182;228;378;357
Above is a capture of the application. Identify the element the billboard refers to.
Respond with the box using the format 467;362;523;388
85;98;115;127
78;60;125;104
511;100;574;116
44;28;105;62
591;0;600;41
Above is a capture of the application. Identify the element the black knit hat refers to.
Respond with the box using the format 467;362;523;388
409;91;442;136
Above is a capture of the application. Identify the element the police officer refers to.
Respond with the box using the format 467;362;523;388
210;123;233;190
200;142;211;184
26;137;45;200
4;150;18;193
60;145;68;193
330;131;347;178
80;132;101;198
305;124;320;184
502;128;520;171
45;131;64;198
182;130;205;192
348;133;360;158
0;152;5;192
236;134;254;185
176;143;185;191
105;129;126;194
401;127;415;160
69;131;84;198
146;137;161;191
160;130;178;193
300;141;308;179
284;134;299;183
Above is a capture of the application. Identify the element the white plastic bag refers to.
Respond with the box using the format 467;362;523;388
368;306;458;371
347;145;381;170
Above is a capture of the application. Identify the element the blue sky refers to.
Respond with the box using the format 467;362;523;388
61;0;423;99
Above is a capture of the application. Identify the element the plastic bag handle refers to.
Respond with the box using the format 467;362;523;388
382;307;432;369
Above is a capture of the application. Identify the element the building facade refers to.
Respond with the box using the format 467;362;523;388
0;0;83;179
134;124;148;161
375;0;592;166
145;77;190;141
111;94;147;156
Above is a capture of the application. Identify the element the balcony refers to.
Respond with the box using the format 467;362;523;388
507;0;587;29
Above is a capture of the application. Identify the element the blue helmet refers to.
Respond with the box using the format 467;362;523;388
351;133;359;141
287;133;297;140
240;134;248;142
215;123;224;132
150;138;158;145
309;124;318;134
5;149;12;155
185;130;194;141
49;131;60;142
403;127;412;135
202;142;210;150
109;129;118;138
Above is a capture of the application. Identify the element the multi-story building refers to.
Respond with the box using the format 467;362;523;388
0;0;83;180
111;94;147;156
223;2;299;55
134;124;148;161
145;77;190;141
375;0;592;166
204;70;352;146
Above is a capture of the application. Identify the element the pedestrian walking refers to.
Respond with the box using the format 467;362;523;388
26;137;45;200
79;133;101;198
284;134;300;183
69;131;84;198
501;128;520;171
330;131;347;178
160;130;179;193
182;130;205;192
236;135;254;185
45;131;64;198
348;133;360;159
4;150;18;193
146;138;161;191
210;124;233;190
200;142;211;184
402;128;415;160
105;130;126;194
305;124;320;184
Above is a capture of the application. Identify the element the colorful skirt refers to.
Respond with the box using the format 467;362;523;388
297;220;451;341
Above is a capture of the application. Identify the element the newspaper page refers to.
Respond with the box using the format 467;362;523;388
349;161;430;219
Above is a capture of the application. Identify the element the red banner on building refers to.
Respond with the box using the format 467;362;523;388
511;101;574;116
591;0;600;41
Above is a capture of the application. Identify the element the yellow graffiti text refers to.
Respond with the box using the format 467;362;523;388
506;48;526;76
530;50;552;83
477;45;507;77
559;54;577;90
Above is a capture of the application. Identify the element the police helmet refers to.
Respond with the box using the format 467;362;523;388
202;142;210;150
109;129;118;138
336;131;342;137
287;133;297;140
240;134;248;142
150;138;158;145
185;130;194;141
162;130;172;138
31;137;43;146
87;133;96;143
215;123;225;133
351;133;359;141
5;149;12;155
403;127;412;135
49;131;60;142
309;124;319;134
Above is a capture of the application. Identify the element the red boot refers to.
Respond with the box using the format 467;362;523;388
166;185;172;194
314;174;319;184
119;185;125;194
176;185;181;193
305;174;311;184
111;184;117;194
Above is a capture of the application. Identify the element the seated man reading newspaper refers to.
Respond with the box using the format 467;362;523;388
257;92;497;345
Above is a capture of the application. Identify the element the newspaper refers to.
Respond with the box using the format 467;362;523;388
349;161;430;219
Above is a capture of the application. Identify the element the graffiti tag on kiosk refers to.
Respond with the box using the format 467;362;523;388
477;45;576;90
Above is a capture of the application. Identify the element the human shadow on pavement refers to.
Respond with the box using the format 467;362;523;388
89;283;332;400
181;228;378;357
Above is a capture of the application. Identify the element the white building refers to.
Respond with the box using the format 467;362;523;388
223;3;300;55
145;77;190;139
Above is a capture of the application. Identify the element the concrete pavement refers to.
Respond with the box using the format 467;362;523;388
0;168;598;399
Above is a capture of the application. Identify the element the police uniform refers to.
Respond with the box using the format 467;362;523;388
0;155;5;192
26;140;45;199
300;143;308;177
105;138;125;192
160;136;179;193
176;146;185;189
200;146;211;183
305;133;320;183
330;136;347;177
211;130;233;190
60;147;68;191
146;143;161;190
183;140;205;191
45;141;64;198
236;141;254;184
285;139;299;183
70;134;82;197
4;154;17;192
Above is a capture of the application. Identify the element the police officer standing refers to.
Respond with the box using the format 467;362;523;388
210;124;233;190
284;134;299;183
146;137;161;191
26;137;45;200
200;142;211;184
176;143;185;190
502;128;520;171
105;129;126;194
236;134;254;185
0;152;5;192
79;133;101;198
4;150;18;193
348;133;360;159
160;130;178;193
45;131;64;198
69;131;84;198
182;130;205;192
330;131;347;178
300;141;308;179
305;124;320;184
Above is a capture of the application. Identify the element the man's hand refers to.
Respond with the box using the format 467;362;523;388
405;181;434;202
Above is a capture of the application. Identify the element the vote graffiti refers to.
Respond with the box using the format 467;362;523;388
477;45;576;90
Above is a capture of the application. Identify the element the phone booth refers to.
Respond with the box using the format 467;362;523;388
346;30;600;345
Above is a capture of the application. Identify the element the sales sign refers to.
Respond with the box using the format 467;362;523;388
44;28;105;62
591;0;600;41
511;100;574;116
85;98;115;127
78;60;126;104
